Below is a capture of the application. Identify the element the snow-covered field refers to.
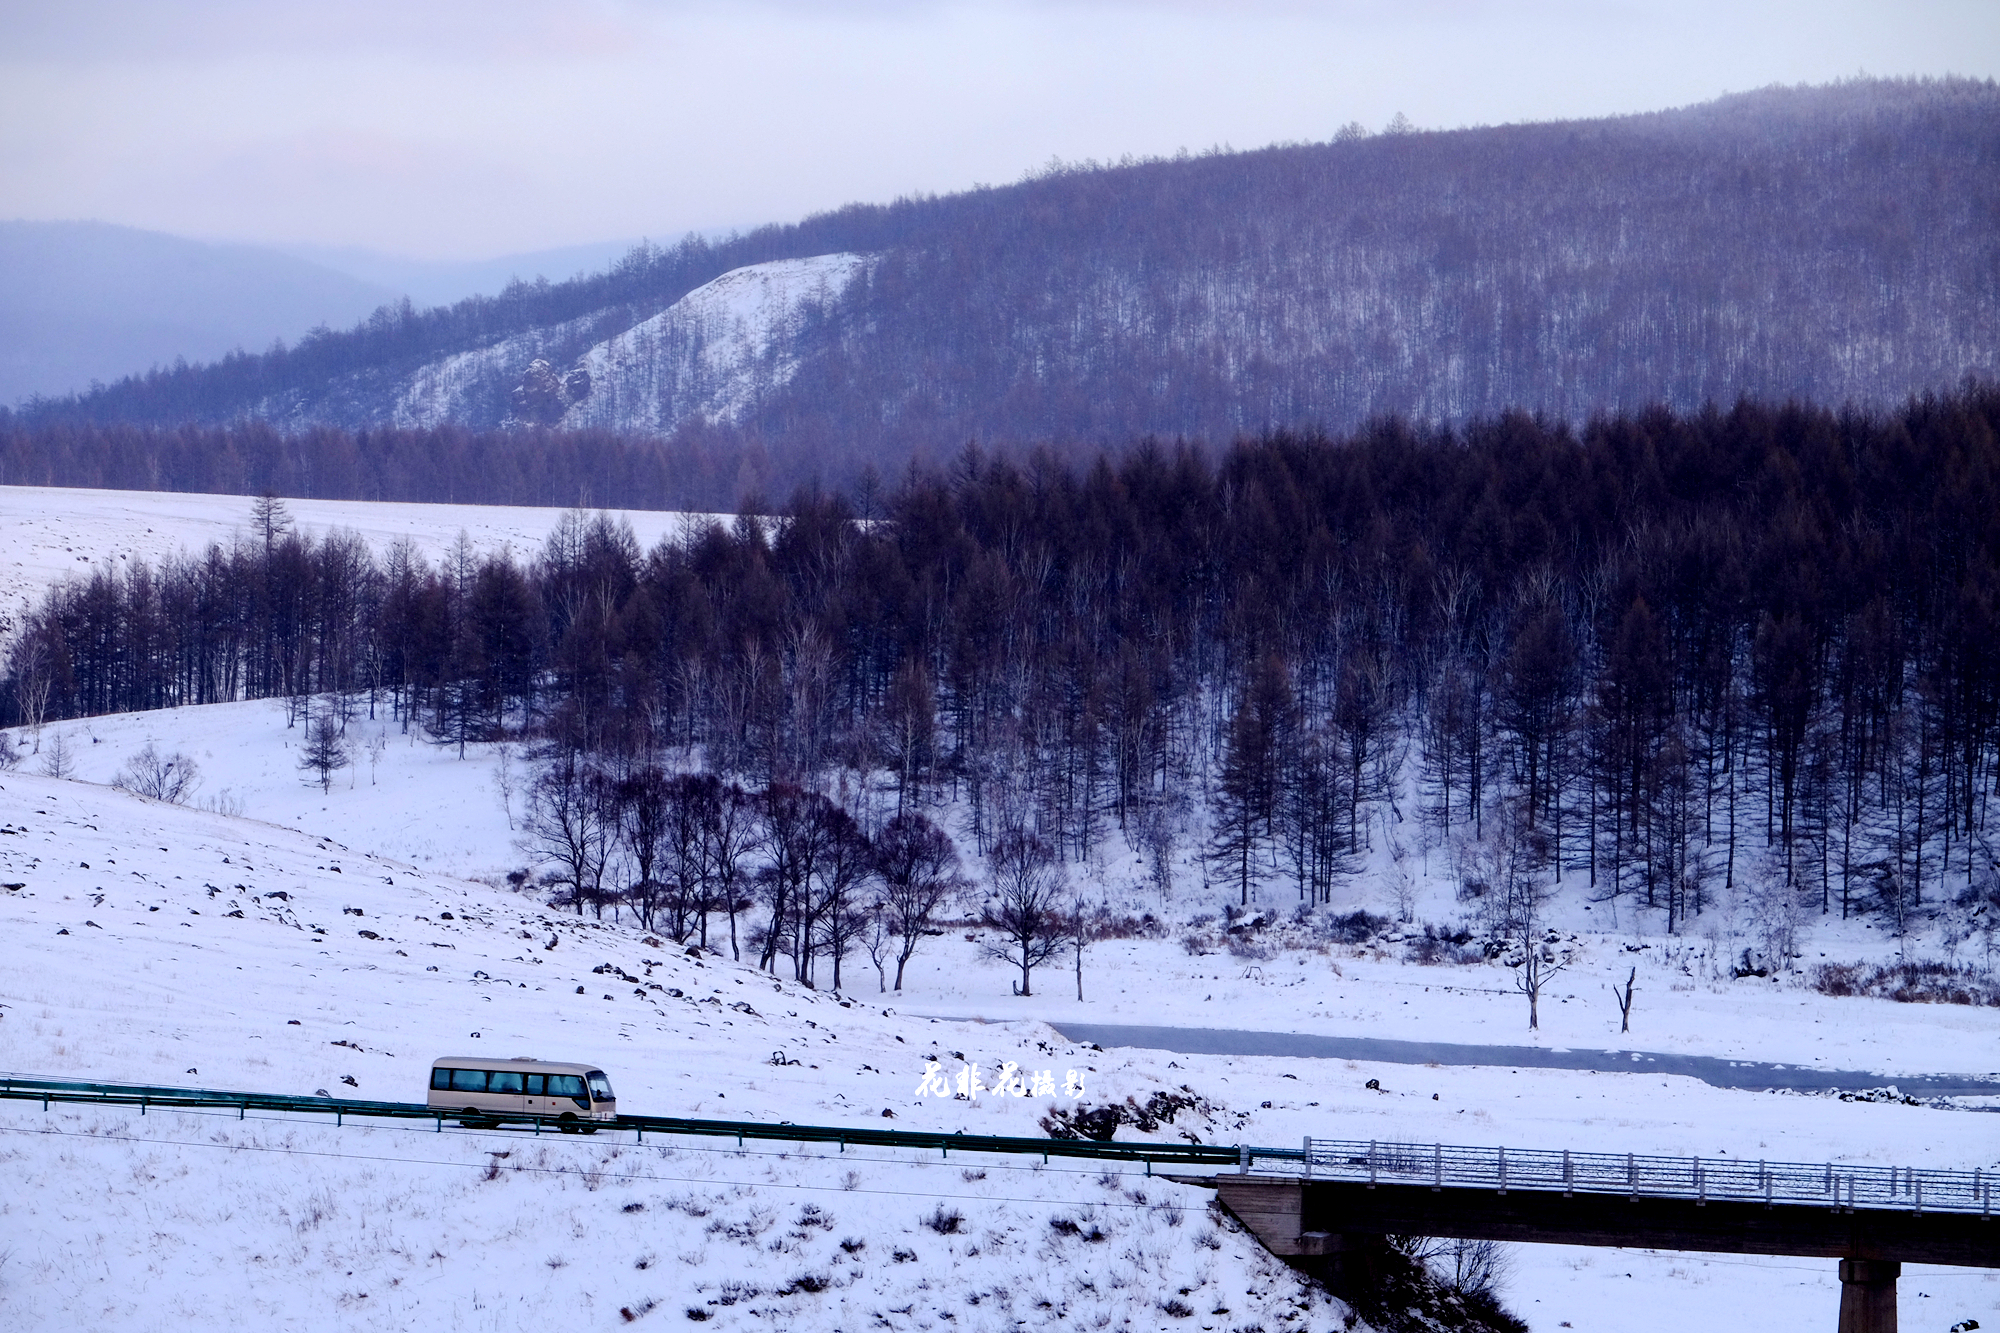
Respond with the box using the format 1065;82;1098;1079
0;485;711;633
2;487;1997;1331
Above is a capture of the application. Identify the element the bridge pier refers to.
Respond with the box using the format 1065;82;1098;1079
1296;1230;1393;1297
1837;1259;1899;1333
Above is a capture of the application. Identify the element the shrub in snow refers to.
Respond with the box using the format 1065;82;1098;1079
114;742;200;804
1813;960;2000;1006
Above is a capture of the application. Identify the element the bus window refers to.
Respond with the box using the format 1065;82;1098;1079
587;1071;614;1102
449;1069;488;1094
430;1068;453;1091
548;1074;586;1103
524;1074;545;1095
488;1071;524;1094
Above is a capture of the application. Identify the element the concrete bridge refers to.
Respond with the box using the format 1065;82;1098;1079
1187;1139;1997;1333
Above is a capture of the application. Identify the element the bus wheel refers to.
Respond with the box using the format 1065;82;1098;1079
460;1108;488;1128
558;1114;579;1133
580;1124;599;1135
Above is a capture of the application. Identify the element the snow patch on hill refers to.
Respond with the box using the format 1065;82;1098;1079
373;253;870;436
389;311;604;430
560;254;872;433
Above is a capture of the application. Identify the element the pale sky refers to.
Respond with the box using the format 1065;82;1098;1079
3;0;1994;262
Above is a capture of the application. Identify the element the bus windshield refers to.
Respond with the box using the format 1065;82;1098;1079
587;1071;614;1102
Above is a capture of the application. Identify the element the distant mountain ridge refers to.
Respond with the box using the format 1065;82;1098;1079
0;221;400;404
17;79;1998;479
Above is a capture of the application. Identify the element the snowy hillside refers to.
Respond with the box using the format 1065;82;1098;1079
14;701;2000;1082
388;310;608;430
0;768;1348;1331
5;706;1999;1329
379;254;871;435
560;254;872;433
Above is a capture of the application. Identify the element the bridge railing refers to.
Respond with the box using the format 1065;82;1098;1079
1288;1137;1997;1215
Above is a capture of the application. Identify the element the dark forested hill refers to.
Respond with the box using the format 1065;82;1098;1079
12;78;1997;495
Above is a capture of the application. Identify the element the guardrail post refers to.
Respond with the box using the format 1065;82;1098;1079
1433;1143;1442;1192
1628;1152;1637;1200
1367;1141;1376;1189
1497;1147;1506;1195
1239;1144;1250;1176
1303;1137;1313;1181
1695;1157;1705;1206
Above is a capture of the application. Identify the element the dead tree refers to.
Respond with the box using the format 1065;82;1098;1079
873;812;966;991
1510;932;1571;1031
981;828;1066;997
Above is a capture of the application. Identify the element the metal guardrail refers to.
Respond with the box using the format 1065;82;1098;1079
1287;1137;1998;1216
5;1075;1990;1215
0;1074;1245;1168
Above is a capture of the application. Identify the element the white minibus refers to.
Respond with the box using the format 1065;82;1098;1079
427;1057;617;1131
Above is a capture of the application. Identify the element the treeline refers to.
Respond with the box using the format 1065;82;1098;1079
6;389;2000;953
0;419;764;514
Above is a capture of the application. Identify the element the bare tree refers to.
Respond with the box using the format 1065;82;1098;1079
696;775;755;959
1395;1235;1514;1300
615;766;672;933
298;710;350;793
861;901;895;993
38;731;76;779
1509;931;1571;1031
116;742;201;804
1065;883;1106;1002
494;742;516;824
811;806;875;991
880;659;937;815
755;782;832;976
874;812;966;991
1611;965;1636;1033
250;490;293;554
7;629;55;744
523;747;614;915
981;827;1067;997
